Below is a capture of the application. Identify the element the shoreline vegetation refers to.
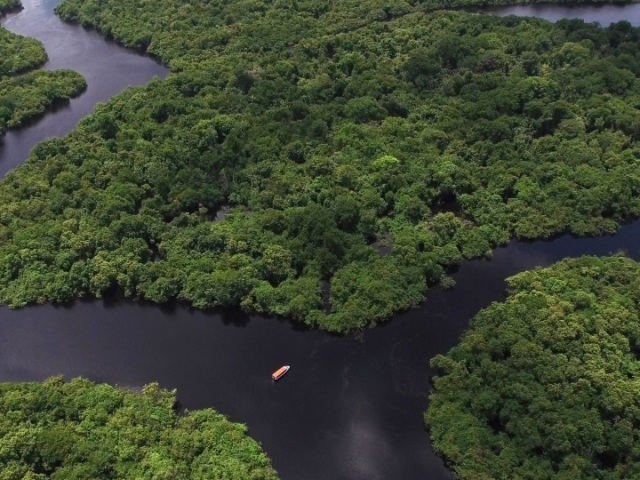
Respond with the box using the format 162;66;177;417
1;1;640;478
0;0;20;16
0;1;86;135
426;255;640;479
0;0;636;331
0;377;280;479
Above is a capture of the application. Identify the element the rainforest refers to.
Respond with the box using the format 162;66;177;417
0;0;638;332
426;256;640;480
0;0;19;13
1;0;640;478
0;1;85;134
0;377;279;479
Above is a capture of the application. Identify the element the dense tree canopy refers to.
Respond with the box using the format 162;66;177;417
0;68;87;132
0;376;279;479
426;256;640;480
0;0;639;330
0;0;19;14
0;2;85;134
0;24;46;74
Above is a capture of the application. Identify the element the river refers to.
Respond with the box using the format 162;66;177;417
0;2;638;480
488;2;640;24
0;0;168;176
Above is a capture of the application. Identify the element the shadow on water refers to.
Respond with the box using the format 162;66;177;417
219;308;252;327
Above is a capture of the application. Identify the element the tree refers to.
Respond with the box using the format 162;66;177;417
0;377;280;479
426;256;640;480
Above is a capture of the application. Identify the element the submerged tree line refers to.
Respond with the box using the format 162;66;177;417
0;2;85;135
0;0;637;331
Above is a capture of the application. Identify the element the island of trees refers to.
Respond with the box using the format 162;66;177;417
426;255;640;480
0;376;279;479
0;1;85;135
0;0;638;333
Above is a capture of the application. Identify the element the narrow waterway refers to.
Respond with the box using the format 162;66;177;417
0;3;639;480
0;0;168;176
488;2;640;25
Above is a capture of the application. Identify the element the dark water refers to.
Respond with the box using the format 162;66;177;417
1;222;639;480
1;2;640;480
0;0;168;176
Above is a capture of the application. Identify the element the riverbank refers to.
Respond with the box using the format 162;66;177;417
0;0;20;16
422;0;640;12
0;0;168;175
0;1;86;135
2;0;640;332
1;1;640;478
485;1;640;24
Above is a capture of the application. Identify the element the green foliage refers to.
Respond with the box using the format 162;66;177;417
0;11;86;133
0;0;638;330
0;25;45;76
0;377;279;479
0;0;20;15
426;256;640;480
0;70;87;130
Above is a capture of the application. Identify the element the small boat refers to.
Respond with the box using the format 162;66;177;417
271;365;290;381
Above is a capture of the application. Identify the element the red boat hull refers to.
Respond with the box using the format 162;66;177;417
272;365;290;380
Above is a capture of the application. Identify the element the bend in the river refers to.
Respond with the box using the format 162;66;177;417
0;0;168;177
0;2;640;480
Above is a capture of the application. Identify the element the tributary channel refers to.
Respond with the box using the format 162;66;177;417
0;0;168;176
0;2;639;479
